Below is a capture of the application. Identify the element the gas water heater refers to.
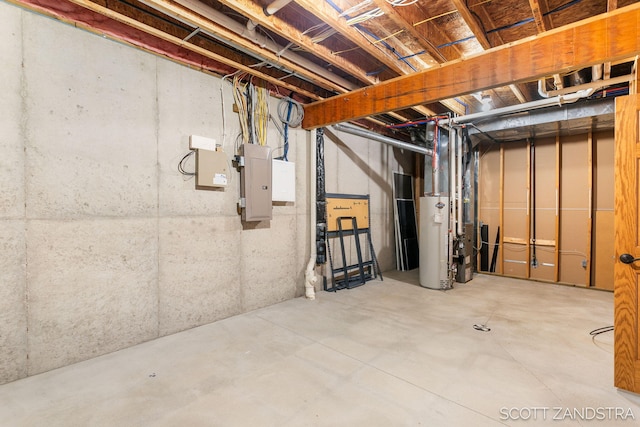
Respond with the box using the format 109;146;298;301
419;195;451;290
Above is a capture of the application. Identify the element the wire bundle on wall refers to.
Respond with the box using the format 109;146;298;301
233;74;250;146
254;84;269;146
277;96;304;161
232;74;270;148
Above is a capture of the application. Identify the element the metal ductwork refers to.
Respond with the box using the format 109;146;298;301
332;123;434;156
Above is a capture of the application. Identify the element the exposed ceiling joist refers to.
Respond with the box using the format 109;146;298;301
206;0;378;86
12;0;637;135
529;0;550;32
137;0;346;93
369;0;440;66
509;84;528;103
450;0;492;50
292;0;416;76
302;3;640;128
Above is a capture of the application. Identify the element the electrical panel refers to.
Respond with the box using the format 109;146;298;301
239;144;272;221
272;159;295;202
196;148;228;189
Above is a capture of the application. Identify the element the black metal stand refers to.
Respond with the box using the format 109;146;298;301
324;216;382;292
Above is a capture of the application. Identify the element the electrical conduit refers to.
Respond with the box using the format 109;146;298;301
304;130;319;300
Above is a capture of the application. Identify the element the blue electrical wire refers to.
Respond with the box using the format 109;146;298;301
437;0;585;50
437;35;476;49
323;0;417;72
487;17;534;35
283;99;293;161
454;98;469;115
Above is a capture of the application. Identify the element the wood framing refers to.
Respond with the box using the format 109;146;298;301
525;140;531;278
499;144;505;274
302;4;640;128
555;134;561;283
586;129;594;287
292;0;415;76
208;0;377;87
450;0;491;49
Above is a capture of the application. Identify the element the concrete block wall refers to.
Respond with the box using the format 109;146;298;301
0;2;411;385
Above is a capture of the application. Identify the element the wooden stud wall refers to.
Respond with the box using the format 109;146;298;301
478;144;501;273
477;130;615;289
502;141;528;278
555;134;561;283
559;134;590;285
592;130;616;290
530;137;557;283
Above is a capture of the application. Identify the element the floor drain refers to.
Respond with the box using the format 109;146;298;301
473;324;491;332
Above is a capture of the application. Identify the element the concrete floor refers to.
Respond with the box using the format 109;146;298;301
1;272;639;426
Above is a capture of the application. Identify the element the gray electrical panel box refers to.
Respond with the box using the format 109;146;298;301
240;143;272;221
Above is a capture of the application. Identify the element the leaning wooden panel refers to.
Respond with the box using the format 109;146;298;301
326;195;369;232
614;95;640;394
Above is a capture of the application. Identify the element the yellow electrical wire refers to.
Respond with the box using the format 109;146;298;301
233;74;250;145
255;85;269;146
371;29;405;45
413;10;457;28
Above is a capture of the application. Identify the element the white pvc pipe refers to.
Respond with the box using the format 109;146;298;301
304;131;317;300
442;89;593;126
246;20;258;33
538;74;632;98
263;0;294;16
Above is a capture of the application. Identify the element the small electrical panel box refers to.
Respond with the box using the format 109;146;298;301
196;148;228;189
272;159;295;202
239;143;272;221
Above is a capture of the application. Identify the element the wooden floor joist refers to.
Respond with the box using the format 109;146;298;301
302;3;640;129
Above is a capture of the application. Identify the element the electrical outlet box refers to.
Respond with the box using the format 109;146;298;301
272;159;295;202
240;144;272;221
196;148;228;189
190;135;217;151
